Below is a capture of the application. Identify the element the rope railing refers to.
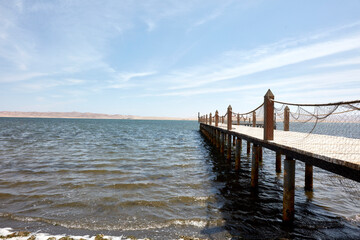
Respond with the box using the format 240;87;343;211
271;99;360;107
232;103;264;116
198;89;360;143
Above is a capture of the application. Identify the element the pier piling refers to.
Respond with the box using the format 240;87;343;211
305;163;313;191
283;156;295;223
251;144;261;188
235;138;242;170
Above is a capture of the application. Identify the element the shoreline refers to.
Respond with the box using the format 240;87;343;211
0;111;196;121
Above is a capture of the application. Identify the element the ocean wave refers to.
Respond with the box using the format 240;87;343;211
0;213;223;232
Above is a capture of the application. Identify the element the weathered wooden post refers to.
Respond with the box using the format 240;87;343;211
247;141;251;155
227;134;232;160
283;156;295;223
305;163;313;191
276;152;282;173
264;89;274;141
252;111;256;127
233;135;236;146
237;114;240;125
275;106;289;173
284;106;289;131
251;144;261;188
209;113;212;125
227;105;232;160
215;110;219;127
216;130;220;149
227;105;232;131
206;114;208;125
235;138;242;170
220;132;225;155
222;116;224;124
198;112;200;123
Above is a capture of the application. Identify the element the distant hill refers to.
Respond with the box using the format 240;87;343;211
0;111;196;121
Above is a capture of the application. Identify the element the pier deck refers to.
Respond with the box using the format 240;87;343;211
216;123;360;171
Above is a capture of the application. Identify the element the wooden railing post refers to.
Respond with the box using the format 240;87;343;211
264;89;274;141
198;112;200;123
237;114;240;125
284;106;289;131
252;111;256;127
215;110;219;127
209;113;212;125
206;114;208;125
227;105;232;131
222;116;224;124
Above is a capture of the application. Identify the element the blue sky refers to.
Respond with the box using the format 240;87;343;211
1;0;360;118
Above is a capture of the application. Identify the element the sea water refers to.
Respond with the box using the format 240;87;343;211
0;118;359;239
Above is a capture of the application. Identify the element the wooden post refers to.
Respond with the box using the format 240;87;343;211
251;144;260;188
247;141;251;155
214;129;217;147
283;156;295;223
276;152;282;173
216;130;220;149
198;112;200;123
264;89;274;141
252;111;256;127
227;134;231;160
220;132;225;155
284;106;290;131
233;135;236;146
235;138;242;170
259;146;263;162
237;114;240;125
227;105;232;131
215;110;219;127
206;114;208;125
209;113;212;125
305;163;313;191
222;116;224;124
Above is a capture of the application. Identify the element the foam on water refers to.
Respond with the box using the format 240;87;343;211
0;228;138;240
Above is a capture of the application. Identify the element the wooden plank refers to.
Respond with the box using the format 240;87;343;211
200;123;360;182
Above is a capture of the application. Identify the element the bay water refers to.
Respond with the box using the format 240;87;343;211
0;118;359;239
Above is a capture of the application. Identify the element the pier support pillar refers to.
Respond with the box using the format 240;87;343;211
283;156;295;223
233;135;236;146
305;163;313;191
216;130;220;149
251;144;261;188
259;146;263;162
227;134;232;160
220;132;225;155
247;141;251;156
276;152;282;173
235;138;242;170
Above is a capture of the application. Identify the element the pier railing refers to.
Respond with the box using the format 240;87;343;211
198;89;360;223
199;89;360;143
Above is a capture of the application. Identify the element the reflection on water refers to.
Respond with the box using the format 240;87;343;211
0;118;359;239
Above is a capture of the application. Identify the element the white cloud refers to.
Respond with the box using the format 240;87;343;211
150;69;360;97
313;57;360;68
114;71;157;82
164;33;360;90
0;72;48;83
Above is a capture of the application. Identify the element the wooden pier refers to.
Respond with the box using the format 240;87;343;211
199;90;360;223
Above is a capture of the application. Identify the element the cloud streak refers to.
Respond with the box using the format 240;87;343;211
167;33;360;90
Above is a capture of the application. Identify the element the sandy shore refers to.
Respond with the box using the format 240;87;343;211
0;111;196;121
